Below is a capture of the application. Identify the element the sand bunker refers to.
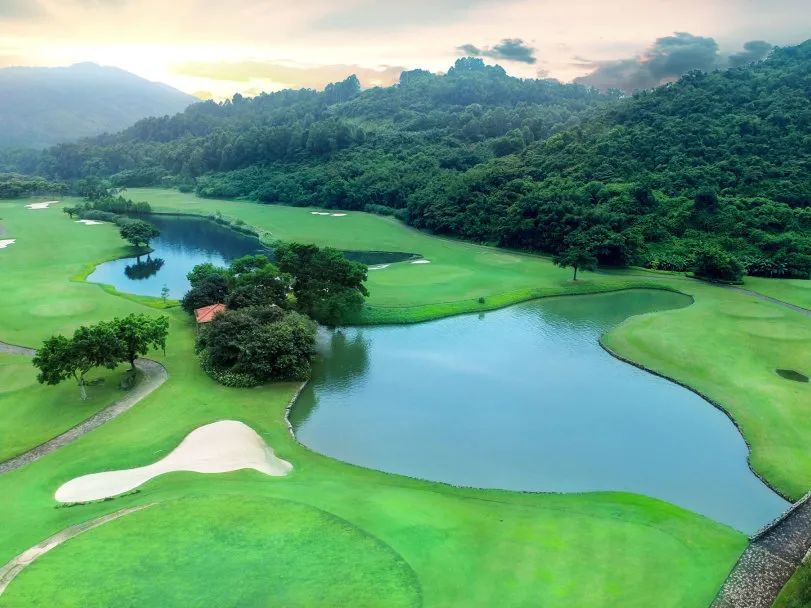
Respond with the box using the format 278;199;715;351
0;239;15;249
75;219;106;226
369;264;390;270
311;211;331;216
54;420;292;503
25;201;59;210
411;259;431;264
331;213;347;217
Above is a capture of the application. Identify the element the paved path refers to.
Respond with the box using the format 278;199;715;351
724;285;811;318
0;341;35;356
0;341;167;474
0;504;153;595
712;493;811;607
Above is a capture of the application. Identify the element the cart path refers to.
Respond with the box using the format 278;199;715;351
0;504;154;595
0;340;167;474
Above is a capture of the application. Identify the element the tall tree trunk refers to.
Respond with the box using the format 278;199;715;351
78;378;87;401
573;265;578;281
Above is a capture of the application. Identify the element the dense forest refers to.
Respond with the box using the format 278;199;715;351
3;41;810;278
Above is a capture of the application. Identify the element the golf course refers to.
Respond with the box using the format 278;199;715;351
0;190;808;607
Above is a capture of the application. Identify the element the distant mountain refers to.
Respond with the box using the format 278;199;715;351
0;63;196;149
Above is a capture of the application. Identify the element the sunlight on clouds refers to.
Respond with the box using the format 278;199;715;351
0;0;807;96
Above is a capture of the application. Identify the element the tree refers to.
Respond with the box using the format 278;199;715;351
187;262;230;288
108;314;169;370
33;324;122;400
119;219;159;248
554;245;598;281
181;273;230;313
196;307;316;384
274;242;368;326
692;244;744;282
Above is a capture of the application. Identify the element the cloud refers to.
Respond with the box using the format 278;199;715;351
0;0;43;19
174;60;404;90
313;0;490;31
728;40;773;67
574;33;773;92
457;38;537;64
574;32;717;91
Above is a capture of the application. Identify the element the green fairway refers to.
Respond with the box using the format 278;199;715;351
743;276;811;310
3;193;809;606
0;353;130;462
1;496;421;608
130;188;669;323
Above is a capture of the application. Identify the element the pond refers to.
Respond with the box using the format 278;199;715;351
88;215;416;299
290;289;789;533
88;215;271;299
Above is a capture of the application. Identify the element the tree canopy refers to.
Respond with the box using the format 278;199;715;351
4;41;811;279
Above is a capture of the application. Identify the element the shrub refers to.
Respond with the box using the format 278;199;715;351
692;244;744;282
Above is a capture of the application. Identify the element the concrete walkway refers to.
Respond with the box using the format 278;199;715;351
712;493;811;607
0;504;153;595
0;341;167;474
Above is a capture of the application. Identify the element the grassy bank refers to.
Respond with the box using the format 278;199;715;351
0;197;751;606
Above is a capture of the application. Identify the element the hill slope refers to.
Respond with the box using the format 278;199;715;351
0;63;196;149
11;44;811;277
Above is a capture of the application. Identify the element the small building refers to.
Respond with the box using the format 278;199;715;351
194;303;227;325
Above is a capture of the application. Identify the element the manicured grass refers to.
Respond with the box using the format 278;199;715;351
0;197;748;607
130;188;670;322
0;353;131;461
602;280;811;499
744;276;811;310
2;496;421;608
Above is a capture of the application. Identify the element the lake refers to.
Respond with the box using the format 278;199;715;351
290;290;788;533
88;215;271;299
88;214;416;299
89;215;788;532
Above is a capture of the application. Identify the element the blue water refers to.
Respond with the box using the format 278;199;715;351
87;215;271;299
291;290;789;533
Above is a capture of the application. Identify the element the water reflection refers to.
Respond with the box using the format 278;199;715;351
124;256;165;281
292;289;788;533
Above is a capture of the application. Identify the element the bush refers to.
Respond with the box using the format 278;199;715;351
198;351;262;388
196;307;316;385
692;245;744;282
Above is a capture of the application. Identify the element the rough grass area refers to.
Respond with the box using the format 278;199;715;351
775;559;811;608
0;353;130;462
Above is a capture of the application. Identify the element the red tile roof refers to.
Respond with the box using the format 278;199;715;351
194;303;227;324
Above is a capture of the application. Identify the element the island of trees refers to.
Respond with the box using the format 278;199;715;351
184;243;368;387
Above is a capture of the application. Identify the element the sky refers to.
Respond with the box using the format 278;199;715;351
1;0;809;98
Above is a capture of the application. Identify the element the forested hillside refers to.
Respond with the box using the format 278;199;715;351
9;41;811;278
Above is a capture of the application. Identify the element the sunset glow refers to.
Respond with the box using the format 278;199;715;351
2;0;808;98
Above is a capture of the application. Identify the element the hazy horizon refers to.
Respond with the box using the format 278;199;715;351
2;0;809;99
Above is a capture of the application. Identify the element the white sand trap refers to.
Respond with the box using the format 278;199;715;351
369;264;390;270
54;420;292;503
25;200;59;210
0;239;15;249
75;219;106;225
411;259;431;264
311;211;331;216
330;213;347;217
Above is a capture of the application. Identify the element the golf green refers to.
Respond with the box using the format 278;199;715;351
3;193;809;606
